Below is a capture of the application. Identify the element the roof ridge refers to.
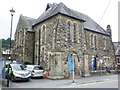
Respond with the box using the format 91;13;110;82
16;14;36;31
20;15;30;29
20;14;36;20
70;8;109;35
32;2;110;35
16;14;27;30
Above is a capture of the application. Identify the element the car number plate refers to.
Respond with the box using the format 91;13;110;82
22;76;27;78
37;72;41;74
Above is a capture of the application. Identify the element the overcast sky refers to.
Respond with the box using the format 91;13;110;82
0;0;119;42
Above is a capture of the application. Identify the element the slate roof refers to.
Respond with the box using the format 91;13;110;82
113;42;120;55
33;3;85;26
33;2;109;35
16;14;36;31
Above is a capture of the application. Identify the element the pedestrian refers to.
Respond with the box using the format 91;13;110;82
2;66;6;80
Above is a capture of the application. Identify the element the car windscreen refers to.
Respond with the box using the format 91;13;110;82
20;65;25;70
34;66;43;70
11;64;22;71
26;66;33;69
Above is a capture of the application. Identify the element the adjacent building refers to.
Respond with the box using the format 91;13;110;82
13;15;36;64
14;3;115;78
113;42;120;70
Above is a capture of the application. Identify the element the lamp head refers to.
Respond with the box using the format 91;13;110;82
10;7;15;15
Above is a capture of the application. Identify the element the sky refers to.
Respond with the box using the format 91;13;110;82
0;0;119;42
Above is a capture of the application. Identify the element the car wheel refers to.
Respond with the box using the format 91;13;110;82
41;76;44;79
27;78;31;81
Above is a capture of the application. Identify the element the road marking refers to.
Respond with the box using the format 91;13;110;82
68;79;118;88
77;79;118;87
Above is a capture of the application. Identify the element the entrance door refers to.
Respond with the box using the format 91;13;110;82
68;53;74;74
67;52;80;76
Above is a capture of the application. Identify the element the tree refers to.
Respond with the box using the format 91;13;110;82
1;38;14;49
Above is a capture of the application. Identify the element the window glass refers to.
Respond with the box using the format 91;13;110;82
94;35;97;49
11;64;22;71
42;25;46;44
26;66;33;69
90;34;93;48
73;23;76;43
67;21;71;43
34;66;43;70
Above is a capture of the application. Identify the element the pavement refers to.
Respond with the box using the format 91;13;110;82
1;74;119;88
53;74;118;88
57;75;118;85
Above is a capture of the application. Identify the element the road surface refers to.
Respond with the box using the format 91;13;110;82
2;74;119;88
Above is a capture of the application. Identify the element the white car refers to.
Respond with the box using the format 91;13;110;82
6;64;31;81
25;65;44;78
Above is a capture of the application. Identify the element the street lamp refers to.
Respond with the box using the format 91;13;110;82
9;7;15;56
72;53;75;83
7;7;15;87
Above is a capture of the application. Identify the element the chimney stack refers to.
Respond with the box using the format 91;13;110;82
106;25;112;37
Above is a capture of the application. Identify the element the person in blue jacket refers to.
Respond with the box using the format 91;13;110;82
2;66;6;80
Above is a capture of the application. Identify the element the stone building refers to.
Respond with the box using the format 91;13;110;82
14;3;115;78
13;15;36;64
113;42;120;70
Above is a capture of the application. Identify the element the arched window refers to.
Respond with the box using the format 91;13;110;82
48;53;52;70
41;25;46;45
42;47;44;64
103;37;106;49
67;21;71;43
73;23;77;43
94;35;97;49
90;34;93;48
35;43;38;64
90;34;97;49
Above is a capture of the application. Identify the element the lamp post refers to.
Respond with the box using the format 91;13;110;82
9;7;15;56
72;53;75;83
6;7;15;87
100;59;103;75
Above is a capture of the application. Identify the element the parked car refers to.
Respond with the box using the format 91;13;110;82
25;65;44;78
4;64;31;81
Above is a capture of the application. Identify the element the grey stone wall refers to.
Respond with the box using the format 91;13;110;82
14;13;115;78
34;14;115;77
24;31;35;64
84;30;115;70
13;29;24;62
14;29;35;64
34;14;86;77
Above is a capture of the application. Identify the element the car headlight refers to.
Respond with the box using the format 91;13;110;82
13;72;21;76
13;71;31;77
